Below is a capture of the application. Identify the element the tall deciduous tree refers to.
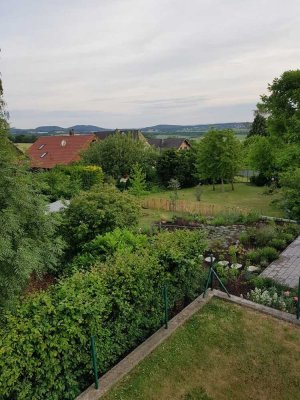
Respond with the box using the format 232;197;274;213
81;133;157;179
247;136;275;179
156;148;197;188
195;129;241;191
0;77;64;310
258;70;300;143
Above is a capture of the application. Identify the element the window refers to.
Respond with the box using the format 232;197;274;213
40;152;47;158
38;144;45;150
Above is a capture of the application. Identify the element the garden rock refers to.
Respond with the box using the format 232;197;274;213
247;265;260;272
231;263;243;270
218;260;229;267
205;256;216;263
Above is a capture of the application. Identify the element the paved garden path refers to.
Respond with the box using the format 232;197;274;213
261;235;300;288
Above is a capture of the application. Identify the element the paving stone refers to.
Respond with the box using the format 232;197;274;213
260;236;300;288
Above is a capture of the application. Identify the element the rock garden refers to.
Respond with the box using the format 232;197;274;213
155;211;300;313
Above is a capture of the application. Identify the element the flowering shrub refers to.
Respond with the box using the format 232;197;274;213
247;287;294;312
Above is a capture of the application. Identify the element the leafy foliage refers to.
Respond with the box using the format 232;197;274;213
62;185;141;256
194;129;241;190
128;163;148;196
247;135;275;179
247;112;268;137
81;133;157;179
0;132;64;310
34;165;104;201
156;148;197;188
68;228;148;273
279;168;300;220
0;230;207;400
258;69;300;143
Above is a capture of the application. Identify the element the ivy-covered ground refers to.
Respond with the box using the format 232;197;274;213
103;298;300;400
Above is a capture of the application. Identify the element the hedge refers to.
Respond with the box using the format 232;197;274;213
0;230;207;400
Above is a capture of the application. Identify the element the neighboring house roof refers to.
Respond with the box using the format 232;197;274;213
28;134;96;169
93;130;115;140
147;137;190;150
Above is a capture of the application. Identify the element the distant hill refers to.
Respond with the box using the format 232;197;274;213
10;122;251;137
10;125;110;135
141;122;251;134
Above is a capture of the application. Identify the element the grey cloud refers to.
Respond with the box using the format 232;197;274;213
1;0;300;127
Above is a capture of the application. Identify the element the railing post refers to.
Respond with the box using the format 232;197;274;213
163;284;169;329
90;336;99;389
297;277;300;320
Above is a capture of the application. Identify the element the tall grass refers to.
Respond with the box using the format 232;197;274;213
142;197;251;217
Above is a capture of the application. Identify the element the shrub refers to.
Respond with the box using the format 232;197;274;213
247;246;279;265
0;230;208;400
62;185;140;256
68;228;148;273
35;165;104;201
150;229;208;301
211;210;260;226
270;238;286;250
239;231;251;246
254;224;277;247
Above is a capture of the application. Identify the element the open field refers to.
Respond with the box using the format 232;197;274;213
141;183;282;220
15;142;31;152
103;298;300;400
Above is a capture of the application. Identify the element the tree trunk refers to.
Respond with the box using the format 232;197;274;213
231;180;234;191
221;178;224;193
212;181;215;191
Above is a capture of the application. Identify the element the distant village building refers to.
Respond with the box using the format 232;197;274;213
27;134;96;169
147;138;191;151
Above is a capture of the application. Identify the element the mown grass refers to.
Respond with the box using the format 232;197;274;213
103;299;300;400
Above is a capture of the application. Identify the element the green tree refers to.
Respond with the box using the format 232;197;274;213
0;80;64;310
258;70;300;143
156;148;197;187
195;129;241;191
279;168;300;220
81;133;157;179
62;184;140;256
168;178;180;210
248;111;268;137
129;163;147;196
247;136;275;179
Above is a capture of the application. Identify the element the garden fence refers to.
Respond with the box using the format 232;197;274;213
142;197;250;216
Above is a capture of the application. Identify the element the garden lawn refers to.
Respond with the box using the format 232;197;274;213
103;298;300;400
142;183;282;217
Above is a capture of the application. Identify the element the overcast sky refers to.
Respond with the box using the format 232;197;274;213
1;0;300;129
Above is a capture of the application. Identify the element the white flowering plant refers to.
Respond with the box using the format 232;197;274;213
247;287;294;312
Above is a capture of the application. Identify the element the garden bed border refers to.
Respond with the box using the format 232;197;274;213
76;289;300;400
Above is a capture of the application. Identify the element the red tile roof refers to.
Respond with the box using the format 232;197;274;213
28;134;96;169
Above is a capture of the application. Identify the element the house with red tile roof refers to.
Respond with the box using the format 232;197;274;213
27;134;96;169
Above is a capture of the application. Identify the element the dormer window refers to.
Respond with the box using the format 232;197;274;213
38;144;45;150
40;152;47;158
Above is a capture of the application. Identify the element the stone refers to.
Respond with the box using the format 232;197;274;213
217;260;230;267
231;263;243;270
247;265;260;272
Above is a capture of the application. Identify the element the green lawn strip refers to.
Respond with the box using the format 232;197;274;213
103;299;300;400
142;183;282;217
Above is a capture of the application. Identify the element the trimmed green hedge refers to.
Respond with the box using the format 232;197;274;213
0;230;207;400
